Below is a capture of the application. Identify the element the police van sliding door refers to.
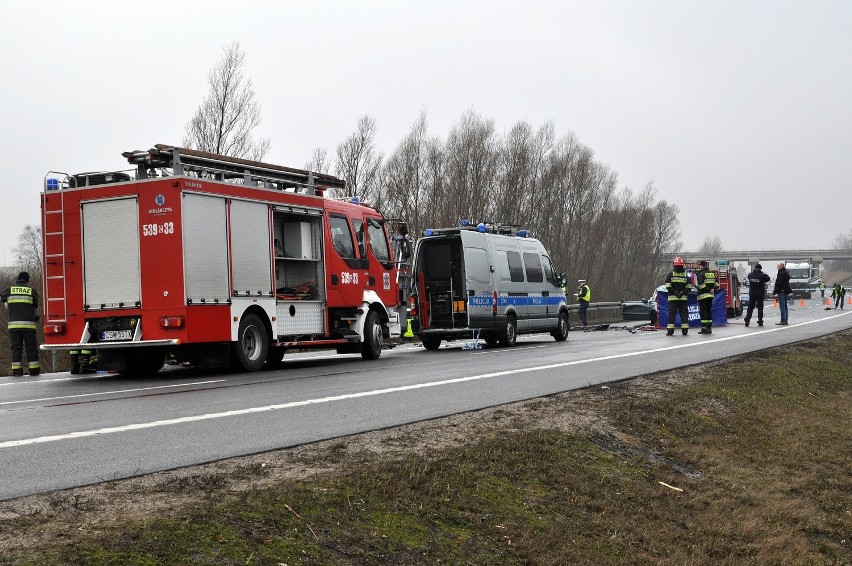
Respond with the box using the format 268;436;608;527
81;197;141;310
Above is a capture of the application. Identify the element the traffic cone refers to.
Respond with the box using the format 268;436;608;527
826;296;832;306
847;295;851;305
799;296;805;307
773;297;778;308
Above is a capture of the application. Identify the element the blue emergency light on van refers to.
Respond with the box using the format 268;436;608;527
460;219;470;227
425;229;434;236
476;223;488;233
46;178;60;190
517;230;529;238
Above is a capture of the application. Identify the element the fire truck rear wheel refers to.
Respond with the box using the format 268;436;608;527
233;313;269;371
421;336;442;350
360;310;383;360
498;315;517;347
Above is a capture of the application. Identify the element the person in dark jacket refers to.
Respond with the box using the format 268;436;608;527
695;260;718;334
743;263;771;327
1;272;40;376
773;262;793;325
665;257;693;336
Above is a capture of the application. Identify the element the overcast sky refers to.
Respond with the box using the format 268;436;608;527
1;1;850;265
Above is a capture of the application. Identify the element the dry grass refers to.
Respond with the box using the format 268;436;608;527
0;333;850;565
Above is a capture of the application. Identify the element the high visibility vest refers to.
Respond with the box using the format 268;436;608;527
697;270;717;301
1;284;39;331
578;284;590;303
665;270;690;301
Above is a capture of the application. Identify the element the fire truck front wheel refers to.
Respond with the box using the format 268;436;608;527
232;313;269;371
361;310;384;360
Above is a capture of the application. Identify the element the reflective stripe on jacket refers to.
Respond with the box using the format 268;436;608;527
697;269;717;301
1;284;40;327
665;269;691;301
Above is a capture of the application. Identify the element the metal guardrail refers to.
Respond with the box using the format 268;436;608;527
567;301;629;325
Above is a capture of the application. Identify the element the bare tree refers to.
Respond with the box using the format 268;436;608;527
828;227;852;273
335;115;383;202
697;235;724;260
305;147;332;175
183;41;270;160
12;224;42;277
380;111;434;236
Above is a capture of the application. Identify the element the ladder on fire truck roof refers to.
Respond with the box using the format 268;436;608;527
42;171;70;323
122;144;346;196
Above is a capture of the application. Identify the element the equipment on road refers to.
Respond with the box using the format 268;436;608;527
40;145;412;374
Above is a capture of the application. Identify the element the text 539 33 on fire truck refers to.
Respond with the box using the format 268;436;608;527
40;144;412;374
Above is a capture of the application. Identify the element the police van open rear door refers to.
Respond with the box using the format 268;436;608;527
459;231;494;329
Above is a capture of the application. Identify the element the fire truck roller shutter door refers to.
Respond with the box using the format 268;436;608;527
230;200;272;297
82;197;141;310
183;193;230;304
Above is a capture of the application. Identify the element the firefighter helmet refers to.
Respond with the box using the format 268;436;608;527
672;257;684;267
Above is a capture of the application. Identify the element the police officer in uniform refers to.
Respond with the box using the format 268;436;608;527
577;279;590;326
744;263;770;327
695;260;717;334
665;257;693;336
1;272;40;376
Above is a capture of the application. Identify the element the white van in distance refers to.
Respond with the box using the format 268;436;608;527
410;222;569;349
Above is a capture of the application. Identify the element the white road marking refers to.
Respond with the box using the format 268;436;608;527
0;380;227;407
2;312;849;449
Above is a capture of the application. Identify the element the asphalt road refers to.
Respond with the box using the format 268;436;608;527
1;299;850;501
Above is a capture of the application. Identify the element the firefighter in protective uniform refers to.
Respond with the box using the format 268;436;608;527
1;271;40;376
695;260;717;334
665;257;693;336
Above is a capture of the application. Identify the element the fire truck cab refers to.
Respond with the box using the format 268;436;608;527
40;144;410;374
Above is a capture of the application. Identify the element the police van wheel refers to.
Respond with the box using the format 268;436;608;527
499;316;517;347
360;310;383;360
650;310;658;326
553;312;569;342
421;336;442;350
233;313;268;371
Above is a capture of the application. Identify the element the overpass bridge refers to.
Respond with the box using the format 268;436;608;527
662;249;852;269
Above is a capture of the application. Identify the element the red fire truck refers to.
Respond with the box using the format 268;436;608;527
40;144;410;374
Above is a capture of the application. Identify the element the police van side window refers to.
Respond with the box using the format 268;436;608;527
522;252;543;283
330;215;355;258
506;251;525;283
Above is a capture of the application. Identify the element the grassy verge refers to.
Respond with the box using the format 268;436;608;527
2;333;851;565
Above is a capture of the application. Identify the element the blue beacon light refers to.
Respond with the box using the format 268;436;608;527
476;223;487;233
425;229;434;236
46;178;60;190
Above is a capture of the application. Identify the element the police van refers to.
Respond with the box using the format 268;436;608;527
410;222;569;349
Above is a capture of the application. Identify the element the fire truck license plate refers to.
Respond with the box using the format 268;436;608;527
102;330;132;341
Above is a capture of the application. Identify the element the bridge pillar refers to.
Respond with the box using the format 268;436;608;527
748;257;761;270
